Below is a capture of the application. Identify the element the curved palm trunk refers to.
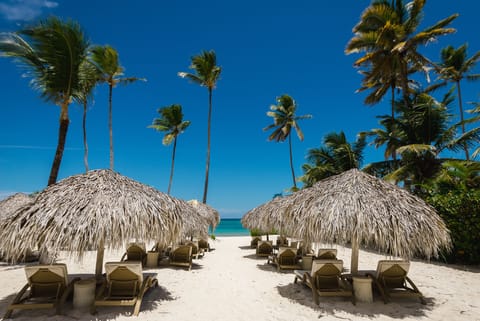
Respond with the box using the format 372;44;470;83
83;100;89;172
202;88;213;204
288;134;297;189
48;103;70;186
167;136;177;195
109;83;114;170
456;80;470;160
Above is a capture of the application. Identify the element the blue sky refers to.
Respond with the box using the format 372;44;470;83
0;0;479;217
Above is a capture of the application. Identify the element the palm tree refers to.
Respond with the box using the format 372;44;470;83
346;0;458;110
90;45;145;170
78;58;101;172
0;17;89;185
264;95;312;189
149;104;190;194
178;50;221;203
364;89;466;191
300;131;366;187
438;44;480;160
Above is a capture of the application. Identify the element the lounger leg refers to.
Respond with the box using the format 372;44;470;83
4;283;30;319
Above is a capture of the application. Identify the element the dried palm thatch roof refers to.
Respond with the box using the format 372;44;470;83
188;199;220;229
0;193;33;219
241;194;294;233
242;169;451;274
0;170;203;275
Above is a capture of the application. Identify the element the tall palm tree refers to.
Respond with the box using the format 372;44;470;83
438;44;480;160
178;50;221;203
149;104;190;194
78;58;101;172
0;17;89;185
346;0;458;110
300;131;366;187
90;45;145;170
264;95;312;190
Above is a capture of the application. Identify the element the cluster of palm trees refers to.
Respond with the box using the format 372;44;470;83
0;17;144;185
150;50;221;202
298;0;480;194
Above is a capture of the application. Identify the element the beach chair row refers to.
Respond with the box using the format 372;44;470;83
4;261;158;318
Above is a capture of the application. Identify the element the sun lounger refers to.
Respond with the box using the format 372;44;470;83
276;235;288;247
121;242;147;266
367;260;426;304
250;236;262;249
293;259;354;305
169;245;193;270
256;240;273;257
268;247;301;272
185;241;205;259
92;261;158;316
198;239;210;252
4;263;79;318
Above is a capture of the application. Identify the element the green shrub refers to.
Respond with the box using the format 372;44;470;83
426;190;480;264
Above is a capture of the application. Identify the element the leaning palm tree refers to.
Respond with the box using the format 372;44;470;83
346;0;458;110
264;95;312;190
178;50;221;203
0;17;89;185
438;44;480;160
149;104;191;194
90;45;145;170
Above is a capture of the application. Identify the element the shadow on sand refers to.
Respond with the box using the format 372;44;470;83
276;282;434;319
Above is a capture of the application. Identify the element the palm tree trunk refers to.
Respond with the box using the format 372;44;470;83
391;84;397;161
400;59;411;109
167;136;177;195
109;83;114;170
457;81;470;160
202;88;213;204
288;134;297;189
83;100;89;172
48;103;70;186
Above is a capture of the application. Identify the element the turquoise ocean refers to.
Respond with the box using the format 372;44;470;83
210;218;250;236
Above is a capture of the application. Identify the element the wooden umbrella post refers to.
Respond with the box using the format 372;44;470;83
95;239;105;279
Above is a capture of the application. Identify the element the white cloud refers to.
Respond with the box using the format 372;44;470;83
0;0;58;21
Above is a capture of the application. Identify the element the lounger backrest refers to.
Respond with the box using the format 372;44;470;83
290;241;299;249
376;260;410;288
198;239;209;249
25;264;68;298
317;249;337;259
257;241;273;254
105;262;143;297
171;245;192;261
311;259;343;290
186;241;199;254
278;247;297;265
126;243;147;261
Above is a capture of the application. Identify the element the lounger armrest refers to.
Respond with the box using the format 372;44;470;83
120;252;127;262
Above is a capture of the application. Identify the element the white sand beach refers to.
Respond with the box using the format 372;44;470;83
0;235;479;321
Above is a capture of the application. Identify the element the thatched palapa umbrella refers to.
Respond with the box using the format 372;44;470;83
243;169;451;274
242;194;294;233
0;193;33;219
0;170;197;277
188;199;220;230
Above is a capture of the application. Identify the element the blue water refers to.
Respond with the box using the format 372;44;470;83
210;218;250;236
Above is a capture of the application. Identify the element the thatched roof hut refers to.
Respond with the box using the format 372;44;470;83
0;169;201;276
188;199;220;230
241;194;294;233
0;193;33;219
242;169;451;274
